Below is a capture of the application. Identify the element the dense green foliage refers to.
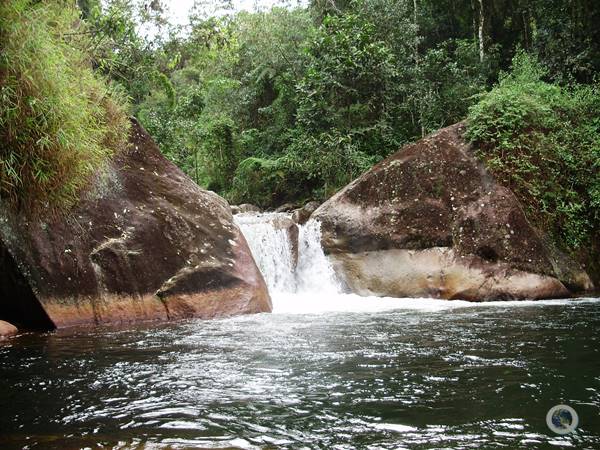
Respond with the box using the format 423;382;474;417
0;0;129;212
91;0;599;209
122;1;489;206
466;53;600;252
2;0;599;243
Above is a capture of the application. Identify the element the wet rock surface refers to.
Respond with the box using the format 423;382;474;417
274;203;298;213
0;320;18;339
0;119;271;329
314;123;593;300
292;201;320;225
271;215;299;268
231;204;261;214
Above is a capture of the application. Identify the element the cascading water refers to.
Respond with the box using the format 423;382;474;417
295;219;341;294
233;213;299;293
234;213;340;297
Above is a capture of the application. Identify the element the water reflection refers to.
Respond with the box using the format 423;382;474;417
0;299;599;449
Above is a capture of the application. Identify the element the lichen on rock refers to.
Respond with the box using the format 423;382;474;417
0;119;271;329
313;123;594;301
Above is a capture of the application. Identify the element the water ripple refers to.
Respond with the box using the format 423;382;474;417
0;299;599;448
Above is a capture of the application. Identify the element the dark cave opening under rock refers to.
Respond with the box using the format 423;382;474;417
0;243;54;331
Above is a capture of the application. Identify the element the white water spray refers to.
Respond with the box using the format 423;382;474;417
235;212;462;314
295;219;341;295
234;213;340;296
234;213;298;293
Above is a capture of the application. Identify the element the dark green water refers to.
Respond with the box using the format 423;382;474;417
1;298;599;449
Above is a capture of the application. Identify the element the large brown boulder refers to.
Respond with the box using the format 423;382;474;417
313;123;594;301
0;119;271;329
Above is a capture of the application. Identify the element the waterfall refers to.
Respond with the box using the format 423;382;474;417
233;213;297;293
234;213;340;296
235;212;422;314
295;219;340;295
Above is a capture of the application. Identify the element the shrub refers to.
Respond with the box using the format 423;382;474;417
0;0;130;213
229;157;287;207
284;128;378;198
197;115;239;192
229;128;378;207
466;52;600;251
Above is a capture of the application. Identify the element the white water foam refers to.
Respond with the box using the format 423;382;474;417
235;212;599;315
295;219;341;295
271;293;599;314
234;213;297;293
234;213;341;297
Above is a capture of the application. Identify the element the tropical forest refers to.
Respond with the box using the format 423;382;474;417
0;0;599;448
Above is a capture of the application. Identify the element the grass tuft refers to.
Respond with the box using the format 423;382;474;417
0;0;130;214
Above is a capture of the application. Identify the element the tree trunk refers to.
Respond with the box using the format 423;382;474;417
194;148;199;185
478;0;485;62
413;0;425;137
471;0;478;41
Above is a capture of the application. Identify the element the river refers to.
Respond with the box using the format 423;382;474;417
0;213;598;449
